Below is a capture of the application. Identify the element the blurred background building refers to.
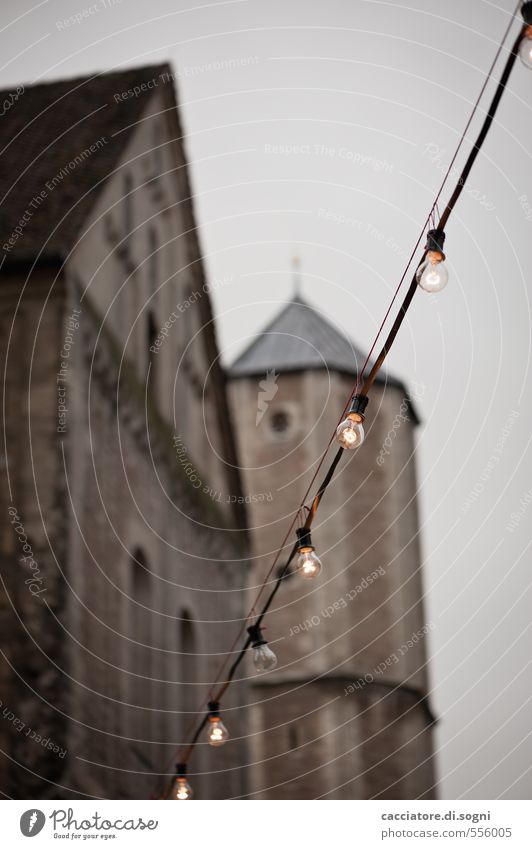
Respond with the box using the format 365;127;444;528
229;283;435;799
0;64;434;799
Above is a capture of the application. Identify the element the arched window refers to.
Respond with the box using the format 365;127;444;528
288;724;300;750
124;173;133;236
148;228;158;290
146;310;158;391
152;121;163;178
131;546;150;597
130;548;152;743
180;612;197;723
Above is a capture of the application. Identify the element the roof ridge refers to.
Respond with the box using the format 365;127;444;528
0;62;173;96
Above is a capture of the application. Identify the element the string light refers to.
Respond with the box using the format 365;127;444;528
336;394;368;450
247;623;277;673
519;26;532;66
295;528;322;579
416;229;448;293
520;3;532;67
170;764;193;800
206;702;229;746
155;4;529;799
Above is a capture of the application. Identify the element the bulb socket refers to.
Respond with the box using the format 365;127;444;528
207;701;221;719
522;2;532;24
347;394;368;421
176;763;187;777
425;228;446;257
296;526;314;552
247;623;267;647
426;250;445;265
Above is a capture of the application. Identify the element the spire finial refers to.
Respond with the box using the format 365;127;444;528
292;251;302;299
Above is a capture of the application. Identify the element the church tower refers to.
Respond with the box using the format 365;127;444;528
228;275;436;799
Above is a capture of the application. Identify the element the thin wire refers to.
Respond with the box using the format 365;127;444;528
356;2;523;390
439;22;526;229
156;5;524;796
203;422;343;698
361;20;525;397
156;433;341;786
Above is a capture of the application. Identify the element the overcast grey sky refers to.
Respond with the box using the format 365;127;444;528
2;0;532;799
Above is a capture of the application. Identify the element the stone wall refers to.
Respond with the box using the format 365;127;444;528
0;268;70;798
0;83;250;799
62;290;248;799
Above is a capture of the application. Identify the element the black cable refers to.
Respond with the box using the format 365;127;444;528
439;24;526;230
362;21;526;396
305;447;345;526
170;446;347;788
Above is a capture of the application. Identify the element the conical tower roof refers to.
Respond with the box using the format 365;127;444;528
230;295;366;378
229;295;418;420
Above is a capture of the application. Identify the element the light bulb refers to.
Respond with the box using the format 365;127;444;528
416;252;449;293
295;528;322;580
336;416;365;450
247;623;278;674
252;642;277;673
171;765;193;800
336;395;368;451
171;776;193;800
519;34;532;69
296;547;322;579
207;717;229;747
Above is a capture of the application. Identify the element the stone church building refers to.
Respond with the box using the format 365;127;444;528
0;64;435;800
0;64;248;801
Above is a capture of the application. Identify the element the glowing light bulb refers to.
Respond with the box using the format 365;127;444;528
247;623;277;673
295;528;322;580
519;33;532;69
206;702;229;747
171;765;193;800
336;416;365;450
416;251;449;293
336;395;368;451
207;717;229;746
171;777;193;800
297;547;322;579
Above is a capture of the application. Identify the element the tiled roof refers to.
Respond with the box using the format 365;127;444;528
0;63;170;263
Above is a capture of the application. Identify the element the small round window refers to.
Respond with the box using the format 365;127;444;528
267;404;298;441
270;410;290;434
